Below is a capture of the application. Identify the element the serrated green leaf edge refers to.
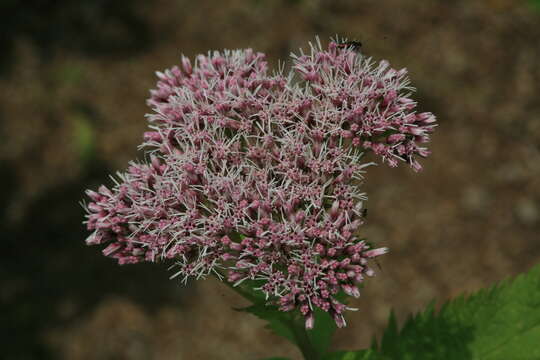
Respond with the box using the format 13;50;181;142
324;263;540;360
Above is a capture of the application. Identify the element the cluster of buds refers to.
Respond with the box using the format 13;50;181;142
83;39;436;328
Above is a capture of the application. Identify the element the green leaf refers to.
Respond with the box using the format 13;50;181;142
241;299;338;358
323;349;378;360
57;63;85;85
240;301;297;345
325;263;540;360
219;275;297;346
305;290;350;355
306;306;337;355
260;358;291;360
221;274;338;359
529;0;540;11
72;113;95;164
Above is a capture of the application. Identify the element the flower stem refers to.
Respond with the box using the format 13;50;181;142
287;316;321;360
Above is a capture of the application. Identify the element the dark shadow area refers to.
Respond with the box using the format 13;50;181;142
0;0;153;74
0;158;180;360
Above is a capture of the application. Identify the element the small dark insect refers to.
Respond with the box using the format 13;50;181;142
362;208;368;218
374;257;383;271
337;40;362;51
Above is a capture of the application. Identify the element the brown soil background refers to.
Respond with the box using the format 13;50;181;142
2;1;540;359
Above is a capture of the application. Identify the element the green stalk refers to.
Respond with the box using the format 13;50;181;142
287;316;321;360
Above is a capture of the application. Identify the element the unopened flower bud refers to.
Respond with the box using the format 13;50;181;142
305;312;315;329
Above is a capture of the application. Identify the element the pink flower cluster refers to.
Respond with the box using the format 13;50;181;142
84;39;436;328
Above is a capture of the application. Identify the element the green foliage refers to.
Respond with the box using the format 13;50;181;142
221;274;339;360
324;263;540;360
72;113;96;164
529;0;540;11
58;64;85;85
307;306;339;355
240;301;339;357
240;297;297;346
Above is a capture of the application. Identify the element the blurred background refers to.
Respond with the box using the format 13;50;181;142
2;0;540;359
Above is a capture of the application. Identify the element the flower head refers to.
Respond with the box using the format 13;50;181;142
83;38;436;328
